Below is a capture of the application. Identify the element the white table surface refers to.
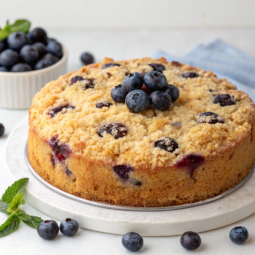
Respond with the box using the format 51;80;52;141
1;28;255;254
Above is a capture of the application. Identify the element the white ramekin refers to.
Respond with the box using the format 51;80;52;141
0;46;68;109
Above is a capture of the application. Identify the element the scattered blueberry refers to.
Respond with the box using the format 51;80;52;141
176;154;205;178
229;226;249;244
0;66;8;72
0;41;6;53
49;136;72;162
0;124;5;137
34;59;53;70
80;52;94;65
20;45;39;63
125;90;149;113
0;49;18;67
102;63;120;69
96;101;112;108
122;72;143;92
49;105;75;118
33;42;47;58
182;72;199;79
7;32;27;51
180;231;201;250
149;63;165;73
213;94;236;107
30;27;48;44
162;84;180;102
70;76;85;85
149;91;171;111
98;123;128;139
197;112;224;124
11;63;32;72
154;138;178;153
144;71;167;91
60;218;79;237
47;41;63;57
111;85;128;103
43;53;60;65
37;220;59;240
122;232;143;252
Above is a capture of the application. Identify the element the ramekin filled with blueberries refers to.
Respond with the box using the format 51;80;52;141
0;19;67;109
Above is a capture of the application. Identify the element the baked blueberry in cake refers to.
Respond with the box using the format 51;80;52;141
27;57;255;207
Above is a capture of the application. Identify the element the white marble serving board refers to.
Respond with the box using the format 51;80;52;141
5;116;255;236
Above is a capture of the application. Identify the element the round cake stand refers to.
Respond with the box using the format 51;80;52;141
5;116;255;236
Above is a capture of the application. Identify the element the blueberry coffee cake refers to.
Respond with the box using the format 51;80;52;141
27;57;255;207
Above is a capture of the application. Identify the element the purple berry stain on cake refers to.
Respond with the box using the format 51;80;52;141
102;63;120;69
49;105;75;118
70;76;85;85
96;101;112;108
213;94;236;107
113;165;135;181
49;136;71;162
176;154;205;178
65;168;73;177
182;72;199;79
98;123;128;139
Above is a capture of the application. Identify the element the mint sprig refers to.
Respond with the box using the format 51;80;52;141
0;178;44;237
0;19;31;41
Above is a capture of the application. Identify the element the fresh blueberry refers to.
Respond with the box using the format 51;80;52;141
154;138;178;153
122;232;143;252
37;220;59;240
47;41;63;57
0;41;6;53
229;226;249;244
113;165;135;181
34;59;53;70
111;85;128;103
0;123;5;137
197;112;224;124
60;218;79;237
162;84;180;102
122;72;143;92
149;63;165;73
47;37;57;44
102;63;120;69
20;45;39;63
30;27;48;44
49;105;75;118
98;123;128;139
80;52;94;65
0;49;19;67
213;94;236;106
96;101;112;108
0;66;8;72
180;231;201;250
43;53;59;64
33;42;47;58
149;91;171;111
182;72;199;79
7;32;27;51
11;63;32;72
144;71;167;91
176;154;204;178
25;33;32;45
125;90;149;113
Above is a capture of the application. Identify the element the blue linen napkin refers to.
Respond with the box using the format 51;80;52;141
153;39;255;102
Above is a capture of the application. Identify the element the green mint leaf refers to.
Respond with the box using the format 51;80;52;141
9;19;31;34
7;193;25;214
0;200;9;214
2;178;29;204
0;30;9;41
0;200;10;214
0;214;20;237
22;215;43;229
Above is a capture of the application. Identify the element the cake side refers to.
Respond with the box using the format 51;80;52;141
27;57;255;206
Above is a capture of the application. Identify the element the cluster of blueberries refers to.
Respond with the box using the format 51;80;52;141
111;64;179;113
37;218;248;252
0;123;4;137
0;27;63;72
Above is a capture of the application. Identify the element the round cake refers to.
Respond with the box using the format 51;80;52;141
27;57;255;207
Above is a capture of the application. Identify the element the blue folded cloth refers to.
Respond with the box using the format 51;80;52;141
153;39;255;102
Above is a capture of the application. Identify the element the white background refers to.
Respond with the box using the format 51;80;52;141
0;0;255;29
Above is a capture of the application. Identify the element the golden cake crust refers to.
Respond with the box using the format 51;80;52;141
28;57;255;207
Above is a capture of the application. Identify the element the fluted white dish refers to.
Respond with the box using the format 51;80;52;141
0;46;68;109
